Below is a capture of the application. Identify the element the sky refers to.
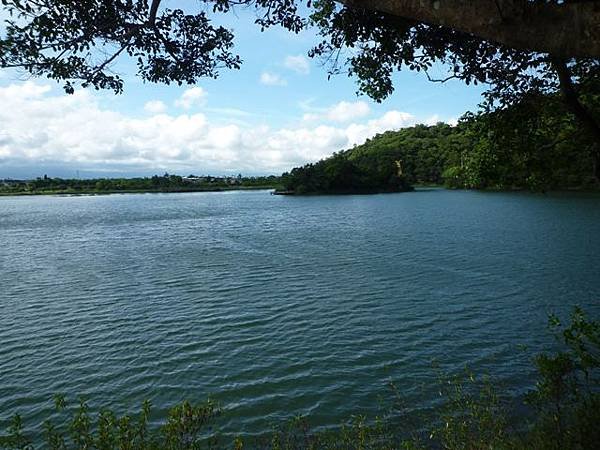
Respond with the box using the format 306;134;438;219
0;5;486;179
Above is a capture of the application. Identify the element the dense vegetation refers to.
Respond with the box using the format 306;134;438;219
282;94;600;194
0;174;281;196
279;150;414;195
1;308;598;449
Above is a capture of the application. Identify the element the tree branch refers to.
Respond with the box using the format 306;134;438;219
91;42;130;76
552;58;600;179
338;0;600;58
148;0;162;25
424;71;458;83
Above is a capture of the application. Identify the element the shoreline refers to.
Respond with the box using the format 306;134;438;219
3;184;599;198
0;185;279;197
272;188;415;196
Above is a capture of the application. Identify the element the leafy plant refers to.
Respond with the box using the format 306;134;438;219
1;308;598;449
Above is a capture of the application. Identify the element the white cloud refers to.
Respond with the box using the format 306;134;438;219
144;100;167;114
0;82;427;175
175;87;206;109
345;111;416;145
260;72;287;86
283;55;310;75
327;101;371;122
302;100;371;123
2;81;51;99
206;107;252;118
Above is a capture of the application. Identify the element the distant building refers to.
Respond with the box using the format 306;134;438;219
182;176;207;184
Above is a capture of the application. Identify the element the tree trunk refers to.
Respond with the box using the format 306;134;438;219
340;0;600;58
552;59;600;181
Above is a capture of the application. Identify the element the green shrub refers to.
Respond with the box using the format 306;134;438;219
2;308;598;449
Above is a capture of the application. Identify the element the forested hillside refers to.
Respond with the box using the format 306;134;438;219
282;94;599;194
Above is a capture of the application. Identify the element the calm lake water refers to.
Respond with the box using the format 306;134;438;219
1;189;599;437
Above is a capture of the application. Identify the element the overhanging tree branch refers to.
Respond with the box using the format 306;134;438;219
339;0;600;58
148;0;162;25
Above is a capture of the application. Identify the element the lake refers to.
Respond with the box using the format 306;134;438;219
1;189;599;437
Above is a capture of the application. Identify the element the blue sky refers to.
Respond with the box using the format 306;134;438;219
0;5;486;178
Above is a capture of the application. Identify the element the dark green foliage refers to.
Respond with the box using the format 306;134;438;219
522;307;600;450
0;415;29;450
2;308;598;449
1;397;219;450
307;0;600;142
448;91;600;190
280;150;413;195
0;0;242;94
346;123;464;186
0;0;307;94
283;92;600;194
430;371;511;450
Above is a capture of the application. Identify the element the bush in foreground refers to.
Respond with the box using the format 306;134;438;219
1;308;599;449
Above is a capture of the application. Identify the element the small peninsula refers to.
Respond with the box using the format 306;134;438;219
274;152;413;195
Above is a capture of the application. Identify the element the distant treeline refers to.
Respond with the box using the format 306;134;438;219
0;174;281;195
282;93;600;194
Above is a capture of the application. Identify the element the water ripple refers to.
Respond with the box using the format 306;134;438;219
1;190;599;438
